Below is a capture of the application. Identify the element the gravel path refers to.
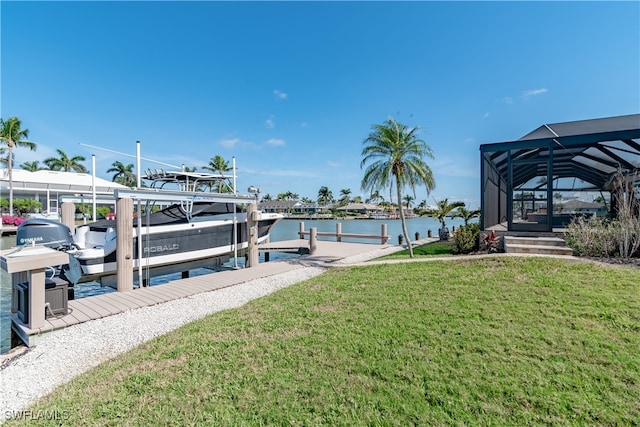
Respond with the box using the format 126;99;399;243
0;243;404;422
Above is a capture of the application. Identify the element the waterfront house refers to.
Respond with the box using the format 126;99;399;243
1;169;128;216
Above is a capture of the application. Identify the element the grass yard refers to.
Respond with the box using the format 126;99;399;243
7;257;639;426
381;239;456;258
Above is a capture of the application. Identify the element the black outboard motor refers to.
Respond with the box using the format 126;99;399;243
16;218;75;250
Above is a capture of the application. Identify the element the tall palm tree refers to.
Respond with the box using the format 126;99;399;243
107;161;137;187
361;117;435;257
20;161;44;171
0;116;36;215
44;149;87;173
453;205;480;226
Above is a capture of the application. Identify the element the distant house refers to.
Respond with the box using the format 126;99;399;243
559;200;607;216
336;203;385;217
258;200;330;216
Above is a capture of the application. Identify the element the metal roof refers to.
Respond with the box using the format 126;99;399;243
480;114;640;190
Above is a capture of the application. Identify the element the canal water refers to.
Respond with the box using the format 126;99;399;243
1;216;463;354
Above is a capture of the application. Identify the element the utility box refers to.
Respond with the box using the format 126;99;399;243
15;279;69;322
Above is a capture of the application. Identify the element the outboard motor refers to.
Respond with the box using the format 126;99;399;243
16;218;75;250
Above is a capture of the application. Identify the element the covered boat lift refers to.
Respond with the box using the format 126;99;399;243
480;114;640;232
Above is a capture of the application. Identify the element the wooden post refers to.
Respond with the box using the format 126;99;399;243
246;203;259;268
336;223;342;242
27;268;46;330
116;197;134;292
309;227;317;255
61;202;75;234
299;221;305;239
381;224;388;244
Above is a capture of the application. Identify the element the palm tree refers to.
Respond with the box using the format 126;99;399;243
203;155;232;192
107;161;137;187
203;155;230;175
317;186;333;206
44;149;87;173
453;205;480;225
367;190;384;204
426;198;465;239
276;191;298;201
361;117;435;257
339;188;352;206
182;165;198;172
403;194;414;209
0;116;36;215
20;160;44;171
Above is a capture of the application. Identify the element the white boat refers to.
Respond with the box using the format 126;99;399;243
16;170;282;287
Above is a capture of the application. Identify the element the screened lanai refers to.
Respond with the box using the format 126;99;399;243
480;114;640;232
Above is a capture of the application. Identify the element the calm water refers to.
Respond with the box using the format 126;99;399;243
0;216;464;354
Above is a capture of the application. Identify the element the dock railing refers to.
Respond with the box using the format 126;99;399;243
297;222;390;245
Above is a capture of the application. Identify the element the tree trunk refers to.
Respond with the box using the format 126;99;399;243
396;181;413;257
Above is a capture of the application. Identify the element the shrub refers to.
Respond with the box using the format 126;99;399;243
96;206;111;219
2;215;25;226
565;216;619;257
12;198;42;216
452;222;480;254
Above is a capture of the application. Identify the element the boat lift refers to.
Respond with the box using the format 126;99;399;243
59;184;260;291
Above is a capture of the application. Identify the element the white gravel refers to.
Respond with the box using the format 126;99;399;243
0;265;325;422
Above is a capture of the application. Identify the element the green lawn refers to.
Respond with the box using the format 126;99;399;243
8;257;639;426
380;239;457;258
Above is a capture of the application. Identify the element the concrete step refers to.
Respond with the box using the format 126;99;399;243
504;236;567;247
504;243;574;256
503;235;573;256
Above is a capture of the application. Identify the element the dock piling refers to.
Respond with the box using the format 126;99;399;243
246;203;259;268
309;227;317;255
61;202;75;234
116;197;134;292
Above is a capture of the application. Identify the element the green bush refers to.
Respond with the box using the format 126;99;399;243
565;216;619;257
12;198;42;215
452;222;480;254
96;206;111;219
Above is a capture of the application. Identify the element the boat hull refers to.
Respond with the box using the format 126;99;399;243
70;216;281;286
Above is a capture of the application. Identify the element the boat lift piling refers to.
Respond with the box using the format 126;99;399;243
116;197;134;292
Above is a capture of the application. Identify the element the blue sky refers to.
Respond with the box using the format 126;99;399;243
2;1;639;208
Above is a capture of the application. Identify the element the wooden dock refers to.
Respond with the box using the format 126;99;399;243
11;239;394;346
